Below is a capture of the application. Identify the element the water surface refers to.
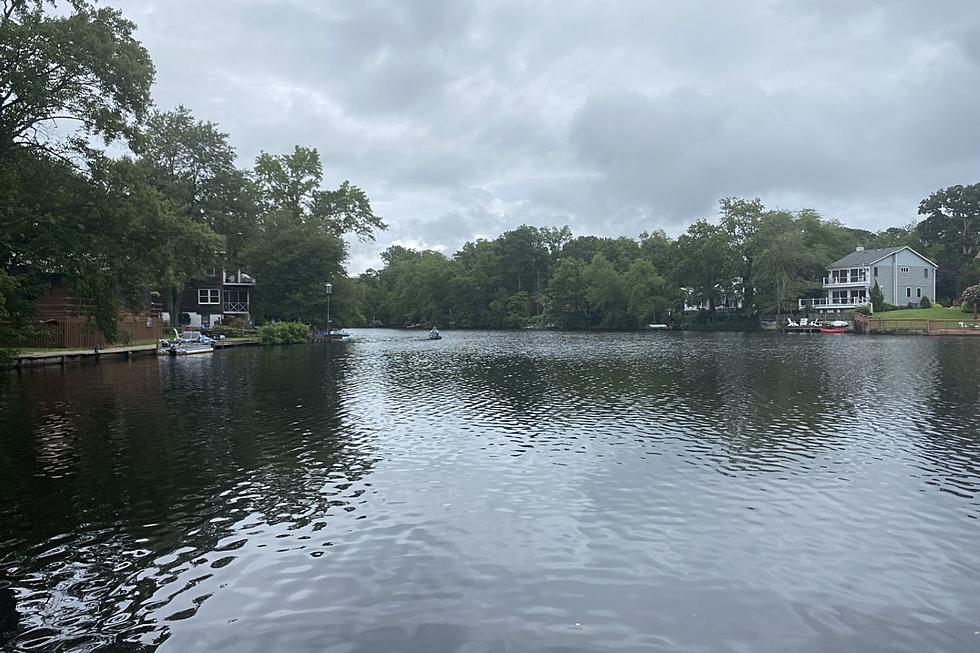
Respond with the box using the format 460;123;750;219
1;330;979;652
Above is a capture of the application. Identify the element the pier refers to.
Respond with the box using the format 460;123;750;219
12;337;261;368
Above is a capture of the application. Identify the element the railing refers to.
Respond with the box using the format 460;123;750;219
823;276;868;287
799;297;871;309
223;271;255;285
223;301;250;313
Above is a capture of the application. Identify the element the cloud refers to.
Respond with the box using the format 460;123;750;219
119;0;980;271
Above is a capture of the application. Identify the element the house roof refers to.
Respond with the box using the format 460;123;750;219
829;246;937;269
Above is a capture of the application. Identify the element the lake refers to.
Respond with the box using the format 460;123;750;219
1;330;979;652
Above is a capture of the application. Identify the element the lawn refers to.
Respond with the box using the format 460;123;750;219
875;306;972;321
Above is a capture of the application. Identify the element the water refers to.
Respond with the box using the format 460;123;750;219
1;330;979;652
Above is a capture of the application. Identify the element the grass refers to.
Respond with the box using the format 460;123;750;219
875;306;974;321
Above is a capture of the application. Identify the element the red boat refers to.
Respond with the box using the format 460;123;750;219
819;327;846;334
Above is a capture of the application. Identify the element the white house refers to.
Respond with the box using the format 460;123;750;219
799;246;938;312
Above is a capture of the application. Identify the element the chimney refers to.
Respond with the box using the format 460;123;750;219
855;246;865;251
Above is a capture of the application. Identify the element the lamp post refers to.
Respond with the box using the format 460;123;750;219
325;283;333;333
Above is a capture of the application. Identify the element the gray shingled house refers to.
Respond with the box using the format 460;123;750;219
799;246;938;312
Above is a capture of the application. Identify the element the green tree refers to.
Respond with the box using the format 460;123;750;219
545;258;589;329
674;220;735;312
870;280;885;313
253;145;386;240
138;105;256;325
0;0;154;158
719;197;764;315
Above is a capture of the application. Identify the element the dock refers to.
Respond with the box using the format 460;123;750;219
11;337;261;368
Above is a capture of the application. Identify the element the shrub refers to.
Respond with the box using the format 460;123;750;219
870;281;885;312
880;303;899;312
257;321;309;345
962;301;975;314
919;296;931;308
853;305;872;316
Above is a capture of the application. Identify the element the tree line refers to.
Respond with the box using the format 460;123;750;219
349;192;980;329
3;1;980;343
0;0;384;346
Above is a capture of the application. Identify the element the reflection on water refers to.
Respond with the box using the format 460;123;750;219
1;331;979;652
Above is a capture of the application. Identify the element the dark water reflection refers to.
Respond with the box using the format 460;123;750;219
1;331;979;652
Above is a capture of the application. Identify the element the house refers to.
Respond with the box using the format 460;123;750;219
798;246;938;312
682;278;743;312
177;268;255;328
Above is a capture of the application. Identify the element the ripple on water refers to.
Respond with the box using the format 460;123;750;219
0;331;979;652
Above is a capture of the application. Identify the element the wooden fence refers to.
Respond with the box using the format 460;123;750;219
1;316;165;349
854;313;980;336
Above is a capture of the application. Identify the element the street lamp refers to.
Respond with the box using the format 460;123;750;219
325;283;333;332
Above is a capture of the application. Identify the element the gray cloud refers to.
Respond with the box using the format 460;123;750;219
119;0;980;271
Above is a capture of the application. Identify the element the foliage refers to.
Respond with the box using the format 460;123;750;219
0;0;154;157
257;321;309;345
853;305;872;316
962;284;980;307
919;296;931;308
870;281;885;313
253;145;386;241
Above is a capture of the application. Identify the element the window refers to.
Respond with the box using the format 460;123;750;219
900;266;910;273
198;288;220;304
906;287;911;298
874;267;878;277
916;288;921;298
204;267;217;278
924;268;928;278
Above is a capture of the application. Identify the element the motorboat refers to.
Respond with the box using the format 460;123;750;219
327;329;351;339
159;330;214;355
428;328;441;340
646;323;669;330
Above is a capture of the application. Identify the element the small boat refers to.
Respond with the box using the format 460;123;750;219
819;327;846;334
646;323;669;330
428;328;441;340
327;329;351;339
159;330;214;355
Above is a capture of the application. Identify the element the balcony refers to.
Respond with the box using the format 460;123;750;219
223;270;255;286
223;301;250;314
799;297;871;310
823;275;869;288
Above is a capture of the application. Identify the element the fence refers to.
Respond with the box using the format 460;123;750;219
1;315;165;349
854;313;980;336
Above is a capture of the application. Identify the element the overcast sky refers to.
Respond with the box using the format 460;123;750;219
118;0;980;273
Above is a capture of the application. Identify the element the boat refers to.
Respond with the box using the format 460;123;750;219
159;330;214;355
819;327;846;334
646;323;670;330
428;328;441;340
327;329;351;339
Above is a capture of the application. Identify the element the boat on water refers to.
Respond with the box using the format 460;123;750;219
819;327;846;334
646;323;670;330
327;329;351;339
159;330;214;355
428;328;441;340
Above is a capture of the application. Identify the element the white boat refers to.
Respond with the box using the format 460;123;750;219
428;328;441;340
159;330;214;356
646;323;669;330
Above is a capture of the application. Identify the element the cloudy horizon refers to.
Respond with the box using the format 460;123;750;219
118;0;980;273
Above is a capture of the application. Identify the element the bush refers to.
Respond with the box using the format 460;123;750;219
853;305;872;316
919;296;931;308
962;301;975;314
257;321;309;345
880;303;899;312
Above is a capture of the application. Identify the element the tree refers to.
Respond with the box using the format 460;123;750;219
253;145;386;240
0;0;154;158
674;220;735;312
918;184;980;262
545;258;589;329
870;280;885;313
962;284;980;320
242;219;346;323
719;197;765;316
138;105;256;325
